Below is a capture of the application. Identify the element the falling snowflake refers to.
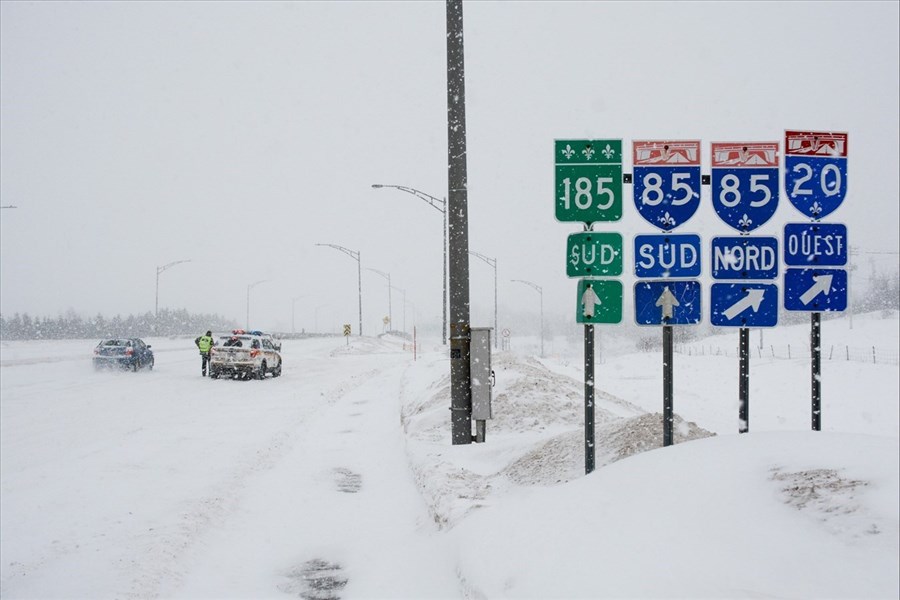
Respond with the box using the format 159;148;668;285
561;144;575;159
601;144;616;159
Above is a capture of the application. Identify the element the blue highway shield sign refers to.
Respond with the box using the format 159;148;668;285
784;268;847;312
783;223;847;267
710;236;778;280
634;280;702;326
632;140;702;231
710;283;778;327
711;142;780;232
634;233;701;278
784;131;848;219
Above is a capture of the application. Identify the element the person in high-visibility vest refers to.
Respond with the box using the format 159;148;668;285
194;330;214;377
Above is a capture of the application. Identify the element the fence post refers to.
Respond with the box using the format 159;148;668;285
846;345;850;361
770;345;775;358
788;344;791;359
872;346;876;364
829;345;834;360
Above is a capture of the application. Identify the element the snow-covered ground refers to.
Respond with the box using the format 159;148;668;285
1;311;897;599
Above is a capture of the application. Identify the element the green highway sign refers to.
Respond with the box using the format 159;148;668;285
555;139;623;224
576;279;623;324
567;231;623;278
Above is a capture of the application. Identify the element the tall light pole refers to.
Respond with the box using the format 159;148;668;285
390;284;407;333
317;243;362;336
367;268;392;333
155;259;190;333
470;251;498;349
372;184;447;345
511;279;544;358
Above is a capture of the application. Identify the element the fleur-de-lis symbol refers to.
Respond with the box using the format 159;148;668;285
809;201;823;216
658;212;676;229
601;144;616;159
561;144;575;159
582;145;595;160
738;214;753;229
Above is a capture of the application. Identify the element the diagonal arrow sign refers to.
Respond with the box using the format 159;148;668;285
655;286;680;320
799;273;833;305
722;288;766;320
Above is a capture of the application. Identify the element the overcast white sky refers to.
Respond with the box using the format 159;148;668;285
1;1;897;335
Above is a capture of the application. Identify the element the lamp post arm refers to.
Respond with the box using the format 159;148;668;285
510;279;542;294
372;184;445;214
316;243;360;262
469;251;496;269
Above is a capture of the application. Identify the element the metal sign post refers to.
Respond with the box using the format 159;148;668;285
556;139;624;474
662;324;674;446
739;327;750;432
783;130;849;432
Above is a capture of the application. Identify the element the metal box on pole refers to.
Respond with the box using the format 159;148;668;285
470;327;493;442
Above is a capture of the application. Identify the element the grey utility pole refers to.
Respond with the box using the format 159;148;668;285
470;251;498;349
367;268;392;333
447;0;472;444
371;184;447;345
155;259;190;332
511;279;544;358
316;243;362;336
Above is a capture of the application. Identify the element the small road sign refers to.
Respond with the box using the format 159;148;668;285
555;139;623;224
576;279;623;324
784;130;848;219
711;142;780;232
784;268;848;312
783;223;847;267
632;140;702;230
634;233;701;278
634;280;702;325
711;236;779;280
501;328;510;337
710;283;779;327
566;231;623;277
343;324;352;336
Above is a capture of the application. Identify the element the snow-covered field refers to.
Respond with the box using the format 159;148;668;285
1;311;897;599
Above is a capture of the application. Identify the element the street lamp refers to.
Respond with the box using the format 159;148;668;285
470;251;498;349
372;184;447;345
246;279;268;329
367;268;392;333
317;243;362;336
390;284;407;333
511;279;544;358
155;259;190;332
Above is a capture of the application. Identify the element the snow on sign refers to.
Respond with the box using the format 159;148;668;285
566;231;623;278
784;130;848;219
632;140;702;230
783;223;848;267
710;283;779;327
555;139;623;224
575;279;623;324
634;233;701;278
634;280;701;326
710;236;779;280
784;268;847;312
711;142;780;232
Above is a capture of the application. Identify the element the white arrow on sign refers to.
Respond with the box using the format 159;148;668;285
722;288;766;320
581;284;601;318
655;286;680;320
799;274;833;305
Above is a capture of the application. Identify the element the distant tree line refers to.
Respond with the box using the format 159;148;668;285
0;308;238;341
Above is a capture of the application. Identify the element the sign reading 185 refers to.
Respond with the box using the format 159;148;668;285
555;139;623;224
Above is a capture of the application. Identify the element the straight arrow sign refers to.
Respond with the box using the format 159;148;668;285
655;286;680;320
